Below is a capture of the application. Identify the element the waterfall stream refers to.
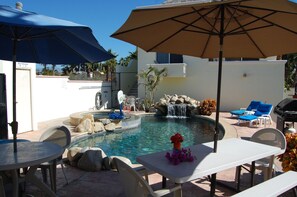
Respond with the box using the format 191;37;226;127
167;104;187;118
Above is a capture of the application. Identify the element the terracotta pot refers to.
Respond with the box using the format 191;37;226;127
173;142;181;150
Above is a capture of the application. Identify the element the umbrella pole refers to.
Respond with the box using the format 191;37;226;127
213;4;225;153
10;39;18;152
211;5;224;196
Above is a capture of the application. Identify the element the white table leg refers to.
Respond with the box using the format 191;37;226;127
267;155;275;180
25;165;56;197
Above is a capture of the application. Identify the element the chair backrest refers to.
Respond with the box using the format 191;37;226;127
114;158;154;197
126;96;136;105
254;103;273;116
251;128;286;155
39;125;71;149
246;100;262;111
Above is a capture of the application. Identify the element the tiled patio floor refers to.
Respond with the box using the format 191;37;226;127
16;112;295;197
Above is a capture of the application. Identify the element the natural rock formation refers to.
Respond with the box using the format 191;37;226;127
155;94;200;117
74;114;122;133
67;146;132;171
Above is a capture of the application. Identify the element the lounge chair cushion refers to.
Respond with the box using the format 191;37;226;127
254;111;263;116
230;109;246;116
238;115;257;121
230;101;262;116
257;103;272;114
246;101;262;111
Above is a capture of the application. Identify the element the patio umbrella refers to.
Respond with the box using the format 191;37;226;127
111;0;297;153
0;5;114;152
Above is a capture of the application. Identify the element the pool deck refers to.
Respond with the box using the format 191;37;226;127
16;111;294;197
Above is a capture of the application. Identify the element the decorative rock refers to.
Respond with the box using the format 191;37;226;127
105;123;116;131
75;119;94;133
77;150;103;171
176;97;184;104
155;94;200;117
159;98;167;106
170;95;178;103
94;122;105;133
113;120;122;129
99;118;111;125
67;147;83;162
80;114;94;123
81;147;107;158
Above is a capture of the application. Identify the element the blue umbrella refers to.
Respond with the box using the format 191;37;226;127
0;5;114;152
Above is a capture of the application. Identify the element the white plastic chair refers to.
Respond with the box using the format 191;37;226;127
39;125;71;192
114;158;182;197
236;128;286;190
125;96;137;111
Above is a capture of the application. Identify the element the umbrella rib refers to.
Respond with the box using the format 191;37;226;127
226;6;276;34
146;6;216;52
111;9;198;37
224;2;244;32
246;11;297;36
238;4;297;15
192;6;220;35
200;7;221;57
172;6;220;35
225;7;266;57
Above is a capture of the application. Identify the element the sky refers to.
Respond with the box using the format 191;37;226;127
1;0;297;61
0;0;165;59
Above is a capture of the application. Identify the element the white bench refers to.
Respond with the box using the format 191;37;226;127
232;171;297;197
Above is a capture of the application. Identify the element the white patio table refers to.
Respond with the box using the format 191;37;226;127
136;138;281;197
0;141;63;197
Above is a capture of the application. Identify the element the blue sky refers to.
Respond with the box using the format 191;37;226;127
2;0;297;60
0;0;164;59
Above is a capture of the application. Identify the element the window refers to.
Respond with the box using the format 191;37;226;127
224;58;259;61
156;53;183;63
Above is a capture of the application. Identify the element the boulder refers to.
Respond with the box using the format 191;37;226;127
155;94;200;117
94;122;105;133
99;118;111;125
80;113;94;123
77;150;103;171
75;118;94;133
105;123;116;132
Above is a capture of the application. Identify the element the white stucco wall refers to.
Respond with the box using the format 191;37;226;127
138;48;286;121
33;77;111;122
1;60;112;137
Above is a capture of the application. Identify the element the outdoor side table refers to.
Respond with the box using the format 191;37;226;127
0;141;63;197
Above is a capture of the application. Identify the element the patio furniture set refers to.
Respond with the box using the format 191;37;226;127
116;129;297;197
0;126;71;197
230;100;273;127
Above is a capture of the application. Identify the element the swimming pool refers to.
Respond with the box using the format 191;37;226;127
70;115;224;163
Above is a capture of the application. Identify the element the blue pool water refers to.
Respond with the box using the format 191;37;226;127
71;115;224;163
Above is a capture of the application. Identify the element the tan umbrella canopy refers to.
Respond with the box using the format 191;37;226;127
112;0;297;152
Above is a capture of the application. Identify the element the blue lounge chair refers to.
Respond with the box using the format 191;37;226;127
230;100;262;117
238;103;273;127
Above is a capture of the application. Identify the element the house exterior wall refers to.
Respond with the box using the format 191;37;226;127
138;48;286;121
1;60;111;137
115;59;138;95
33;77;111;123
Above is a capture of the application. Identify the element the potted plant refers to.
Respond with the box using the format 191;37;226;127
278;132;297;171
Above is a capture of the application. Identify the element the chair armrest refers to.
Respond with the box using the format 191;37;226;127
133;165;149;183
154;184;182;196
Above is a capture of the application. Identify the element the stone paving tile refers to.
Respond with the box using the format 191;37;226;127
16;112;294;197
